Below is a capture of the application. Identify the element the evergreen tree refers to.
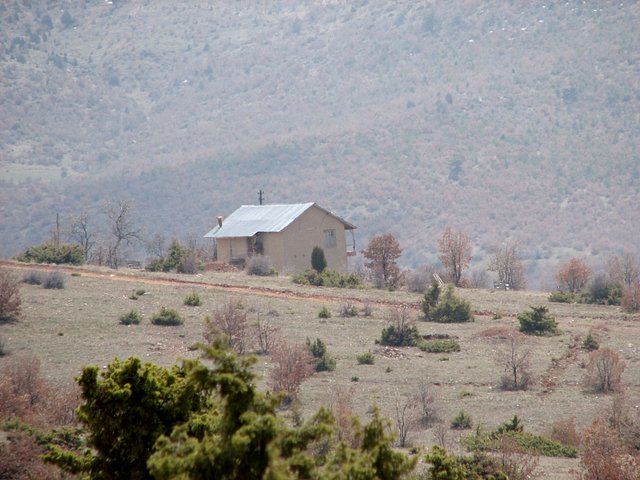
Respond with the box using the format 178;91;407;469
311;246;327;273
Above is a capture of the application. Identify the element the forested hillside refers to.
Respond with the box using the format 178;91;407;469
1;1;638;284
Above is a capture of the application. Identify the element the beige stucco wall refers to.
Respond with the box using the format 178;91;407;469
215;206;351;273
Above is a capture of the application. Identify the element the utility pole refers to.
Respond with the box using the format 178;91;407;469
258;189;264;205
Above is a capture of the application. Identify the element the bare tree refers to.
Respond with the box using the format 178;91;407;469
494;331;532;391
394;394;418;448
584;348;626;393
488;241;526;290
268;340;315;401
105;200;142;269
0;269;21;323
253;313;280;355
145;233;166;261
414;379;437;425
69;210;96;261
432;422;450;450
607;252;640;288
204;300;249;354
437;226;472;287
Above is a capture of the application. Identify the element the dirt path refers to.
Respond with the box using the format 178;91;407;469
1;260;420;310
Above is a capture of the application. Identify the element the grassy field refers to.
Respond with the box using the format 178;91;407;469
1;262;639;478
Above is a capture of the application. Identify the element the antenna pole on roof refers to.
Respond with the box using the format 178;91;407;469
258;189;264;205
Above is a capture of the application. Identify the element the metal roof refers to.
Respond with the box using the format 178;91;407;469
204;203;355;239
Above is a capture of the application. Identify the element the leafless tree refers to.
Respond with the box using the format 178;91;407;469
437;226;472;287
253;313;280;355
145;232;166;260
414;379;437;425
494;331;532;391
204;300;249;354
584;348;626;393
488;240;526;290
432;422;450;450
68;210;96;261
607;252;640;288
0;269;21;323
269;340;315;401
394;394;418;448
105;200;142;269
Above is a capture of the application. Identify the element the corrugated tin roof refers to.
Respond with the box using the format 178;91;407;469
204;203;355;238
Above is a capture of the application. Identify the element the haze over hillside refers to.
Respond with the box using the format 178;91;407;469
1;1;639;285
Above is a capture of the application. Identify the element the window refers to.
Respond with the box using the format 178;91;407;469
324;229;336;248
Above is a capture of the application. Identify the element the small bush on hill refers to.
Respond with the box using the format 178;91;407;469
16;243;84;265
318;306;332;318
582;332;599;351
583;348;625;393
150;307;183;326
145;240;201;274
548;290;575;303
22;271;42;285
0;270;22;323
246;255;276;276
426;285;474;323
119;310;142;325
339;302;359;317
306;337;336;372
517;306;559;336
41;271;66;289
183;291;201;306
356;351;375;365
380;308;420;347
292;269;363;288
622;281;640;312
418;338;461;353
421;281;441;317
451;410;473;429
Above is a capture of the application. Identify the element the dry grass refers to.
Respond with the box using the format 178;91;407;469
1;262;639;479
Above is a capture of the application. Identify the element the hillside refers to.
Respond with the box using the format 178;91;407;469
1;1;639;283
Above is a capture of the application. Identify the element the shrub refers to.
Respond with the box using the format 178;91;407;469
339;302;359;317
421;281;441;318
306;337;336;372
549;418;580;448
318;306;332;318
582;332;599;351
41;271;66;289
119;310;142;325
555;257;591;293
580;419;638;480
246;255;276;276
16;242;85;265
292;269;363;288
269;340;315;400
428;285;473;323
254;316;280;355
204;300;248;354
419;339;461;353
584;274;622;305
621;281;640;313
22;270;42;285
517;306;559;336
451;410;473;429
0;269;22;323
183;291;201;306
356;351;375;365
406;268;431;293
311;246;327;273
150;307;183;326
548;290;574;303
362;303;373;317
583;348;625;393
380;308;420;347
0;335;6;356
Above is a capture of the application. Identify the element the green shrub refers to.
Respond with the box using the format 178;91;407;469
311;246;327;273
246;255;276;276
428;286;474;323
292;269;363;288
306;338;336;372
582;332;599;351
120;310;142;325
22;271;42;285
451;410;473;429
548;290;575;303
136;289;146;296
16;243;85;265
151;307;184;326
356;351;375;365
380;324;420;347
421;281;441;317
129;292;139;300
145;258;165;272
418;339;461;353
42;271;66;289
183;291;201;307
318;306;332;318
517;305;559;336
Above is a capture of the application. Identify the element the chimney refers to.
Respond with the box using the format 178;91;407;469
217;216;223;228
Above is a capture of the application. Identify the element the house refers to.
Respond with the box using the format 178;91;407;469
204;203;356;273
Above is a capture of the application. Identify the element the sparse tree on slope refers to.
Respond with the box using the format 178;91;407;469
362;233;403;289
488;240;526;290
437;226;472;287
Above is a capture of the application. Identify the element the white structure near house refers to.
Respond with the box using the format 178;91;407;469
204;203;356;273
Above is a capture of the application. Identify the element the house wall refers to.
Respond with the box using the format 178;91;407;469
279;206;348;273
215;237;249;264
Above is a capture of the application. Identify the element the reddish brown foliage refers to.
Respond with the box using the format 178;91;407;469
204;300;249;354
549;417;581;448
268;340;315;400
0;269;21;322
555;257;591;293
437;226;472;287
580;419;639;480
621;281;640;313
0;430;67;480
362;233;403;289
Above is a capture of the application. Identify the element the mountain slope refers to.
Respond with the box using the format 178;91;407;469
1;1;638;282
